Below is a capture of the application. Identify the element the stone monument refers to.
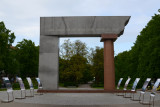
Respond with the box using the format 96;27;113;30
39;16;130;91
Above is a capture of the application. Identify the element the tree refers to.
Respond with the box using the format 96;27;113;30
60;39;73;60
0;21;16;77
59;39;93;86
114;10;160;87
60;39;89;59
91;47;104;84
136;11;160;83
72;40;88;57
16;39;39;78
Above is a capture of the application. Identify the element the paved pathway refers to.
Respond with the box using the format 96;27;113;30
0;90;160;107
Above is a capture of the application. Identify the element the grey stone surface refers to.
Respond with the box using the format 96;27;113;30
0;91;160;107
39;35;59;90
40;16;130;36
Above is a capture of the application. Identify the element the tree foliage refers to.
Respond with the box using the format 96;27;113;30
92;47;104;84
59;39;93;85
0;21;16;77
115;10;160;87
16;39;39;78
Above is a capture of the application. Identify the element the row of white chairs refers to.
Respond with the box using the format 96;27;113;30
116;78;160;107
1;77;43;103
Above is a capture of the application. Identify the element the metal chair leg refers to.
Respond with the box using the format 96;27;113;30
153;97;155;107
142;94;144;103
7;92;9;102
139;93;142;103
12;91;14;101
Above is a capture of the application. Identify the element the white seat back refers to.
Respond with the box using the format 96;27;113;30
123;78;131;90
26;77;34;89
117;78;123;89
16;77;25;90
142;78;151;92
131;78;140;91
36;78;43;88
2;77;13;93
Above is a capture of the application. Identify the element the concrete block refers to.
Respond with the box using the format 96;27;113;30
40;16;130;37
39;36;59;90
40;35;59;53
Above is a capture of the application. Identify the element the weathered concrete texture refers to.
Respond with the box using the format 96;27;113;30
39;35;59;90
40;16;130;36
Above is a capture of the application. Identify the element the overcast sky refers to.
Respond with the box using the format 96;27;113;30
0;0;159;55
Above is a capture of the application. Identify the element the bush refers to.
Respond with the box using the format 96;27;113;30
91;83;104;88
32;78;38;89
12;82;20;90
0;80;2;88
64;82;78;87
23;79;30;89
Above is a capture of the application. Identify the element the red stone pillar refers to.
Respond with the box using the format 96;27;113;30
101;34;117;91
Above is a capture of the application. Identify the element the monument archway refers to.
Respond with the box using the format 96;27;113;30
39;16;130;92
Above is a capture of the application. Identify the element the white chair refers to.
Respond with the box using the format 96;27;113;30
15;77;26;99
116;78;123;96
26;77;34;97
117;77;131;96
140;78;160;107
130;78;140;100
123;77;131;98
1;77;14;103
139;78;151;104
36;77;43;95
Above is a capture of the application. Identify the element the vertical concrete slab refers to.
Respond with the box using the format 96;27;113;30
39;35;59;90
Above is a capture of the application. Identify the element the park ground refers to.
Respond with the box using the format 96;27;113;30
0;89;160;107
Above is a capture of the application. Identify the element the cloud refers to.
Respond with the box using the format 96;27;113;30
0;0;160;54
15;26;39;37
60;37;103;49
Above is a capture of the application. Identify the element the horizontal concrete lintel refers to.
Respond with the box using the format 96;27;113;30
40;16;131;36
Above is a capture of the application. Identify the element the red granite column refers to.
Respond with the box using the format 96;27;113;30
101;34;117;91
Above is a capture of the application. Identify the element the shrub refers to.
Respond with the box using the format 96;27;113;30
64;82;78;87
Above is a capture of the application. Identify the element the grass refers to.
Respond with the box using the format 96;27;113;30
92;87;104;89
0;88;6;91
59;83;64;87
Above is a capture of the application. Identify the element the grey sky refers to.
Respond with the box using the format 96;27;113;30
0;0;159;55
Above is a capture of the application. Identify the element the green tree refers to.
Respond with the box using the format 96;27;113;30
60;39;73;60
59;57;70;83
72;40;88;57
60;39;89;59
59;39;93;86
0;21;16;77
91;47;104;84
136;11;160;82
16;39;39;78
69;54;90;83
115;10;160;87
